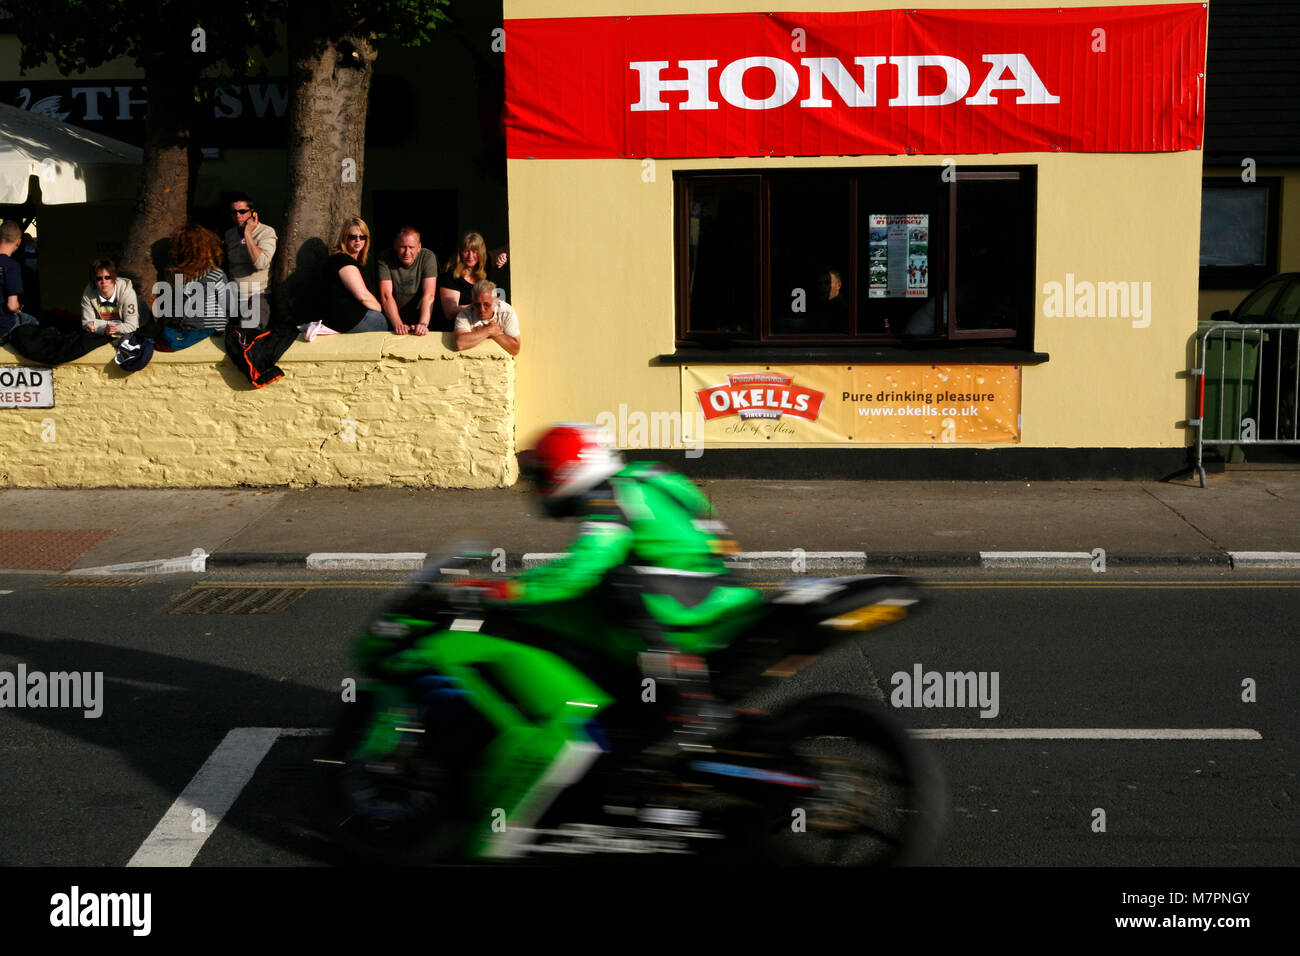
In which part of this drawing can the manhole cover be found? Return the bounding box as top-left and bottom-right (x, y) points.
(161, 586), (307, 615)
(49, 576), (146, 588)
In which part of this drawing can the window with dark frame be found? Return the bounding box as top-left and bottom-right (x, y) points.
(1198, 177), (1281, 290)
(675, 166), (1038, 349)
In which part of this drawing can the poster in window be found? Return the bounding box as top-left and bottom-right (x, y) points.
(868, 215), (927, 298)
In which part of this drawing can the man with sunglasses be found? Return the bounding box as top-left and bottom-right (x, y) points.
(79, 259), (140, 336)
(224, 193), (277, 329)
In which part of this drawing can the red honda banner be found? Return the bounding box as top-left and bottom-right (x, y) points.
(504, 4), (1206, 159)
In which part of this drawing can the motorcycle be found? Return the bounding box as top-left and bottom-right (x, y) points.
(318, 547), (947, 866)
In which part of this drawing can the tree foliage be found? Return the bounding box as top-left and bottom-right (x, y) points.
(291, 0), (451, 49)
(6, 0), (279, 79)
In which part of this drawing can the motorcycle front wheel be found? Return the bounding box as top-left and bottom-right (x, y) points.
(317, 693), (468, 865)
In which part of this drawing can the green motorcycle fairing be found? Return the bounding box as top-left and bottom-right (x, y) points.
(353, 624), (614, 859)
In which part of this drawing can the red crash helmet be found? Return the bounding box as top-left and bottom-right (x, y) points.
(528, 423), (624, 501)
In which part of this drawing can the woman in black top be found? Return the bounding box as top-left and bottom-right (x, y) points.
(320, 217), (387, 333)
(439, 232), (492, 324)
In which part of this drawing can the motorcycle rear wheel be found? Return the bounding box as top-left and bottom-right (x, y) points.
(741, 693), (947, 866)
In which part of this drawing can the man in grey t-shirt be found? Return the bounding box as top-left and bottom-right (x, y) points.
(377, 226), (439, 335)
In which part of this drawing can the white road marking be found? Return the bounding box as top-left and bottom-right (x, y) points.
(306, 552), (425, 570)
(1229, 551), (1300, 568)
(915, 728), (1262, 740)
(67, 549), (208, 576)
(979, 551), (1092, 568)
(128, 727), (327, 867)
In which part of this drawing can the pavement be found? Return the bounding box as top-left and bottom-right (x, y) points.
(1, 464), (1298, 573)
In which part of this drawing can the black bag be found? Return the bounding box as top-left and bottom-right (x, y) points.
(113, 331), (155, 372)
(224, 325), (297, 388)
(5, 324), (112, 365)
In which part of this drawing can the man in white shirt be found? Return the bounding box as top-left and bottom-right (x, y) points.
(454, 280), (520, 356)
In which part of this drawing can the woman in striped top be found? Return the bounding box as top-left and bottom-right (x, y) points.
(165, 224), (236, 333)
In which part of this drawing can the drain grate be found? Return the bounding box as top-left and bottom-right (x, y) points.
(161, 586), (307, 615)
(49, 576), (147, 588)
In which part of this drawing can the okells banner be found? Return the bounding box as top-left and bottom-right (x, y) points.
(683, 365), (1022, 444)
(504, 4), (1207, 158)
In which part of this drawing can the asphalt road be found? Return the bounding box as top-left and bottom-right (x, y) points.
(0, 567), (1294, 868)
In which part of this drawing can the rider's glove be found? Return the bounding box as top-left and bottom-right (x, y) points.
(451, 578), (519, 603)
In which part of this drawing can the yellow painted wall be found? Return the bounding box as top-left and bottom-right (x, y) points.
(0, 336), (517, 488)
(508, 152), (1203, 450)
(504, 0), (1206, 450)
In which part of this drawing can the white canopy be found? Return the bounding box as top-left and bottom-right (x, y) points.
(0, 101), (142, 205)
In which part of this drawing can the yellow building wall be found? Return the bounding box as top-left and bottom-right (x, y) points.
(0, 337), (517, 488)
(509, 153), (1203, 449)
(504, 0), (1205, 450)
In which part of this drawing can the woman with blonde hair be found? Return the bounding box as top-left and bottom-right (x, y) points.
(439, 231), (491, 323)
(315, 216), (388, 336)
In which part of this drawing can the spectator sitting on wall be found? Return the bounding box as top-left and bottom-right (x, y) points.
(454, 279), (520, 356)
(224, 192), (277, 329)
(307, 217), (388, 338)
(156, 224), (236, 348)
(17, 232), (40, 316)
(439, 232), (492, 324)
(377, 225), (439, 336)
(80, 259), (140, 337)
(0, 220), (40, 340)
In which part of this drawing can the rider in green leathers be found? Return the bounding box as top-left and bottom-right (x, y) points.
(490, 424), (765, 659)
(355, 423), (766, 858)
(456, 423), (766, 851)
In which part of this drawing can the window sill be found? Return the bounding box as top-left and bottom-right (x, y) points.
(655, 345), (1049, 365)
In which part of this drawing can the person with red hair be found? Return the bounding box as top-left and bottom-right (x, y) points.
(156, 224), (236, 348)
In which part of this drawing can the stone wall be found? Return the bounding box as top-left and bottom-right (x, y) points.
(0, 333), (517, 488)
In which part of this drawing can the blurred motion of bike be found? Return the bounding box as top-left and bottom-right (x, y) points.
(318, 550), (947, 865)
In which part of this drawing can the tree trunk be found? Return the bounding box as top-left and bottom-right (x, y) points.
(119, 62), (194, 305)
(275, 16), (378, 324)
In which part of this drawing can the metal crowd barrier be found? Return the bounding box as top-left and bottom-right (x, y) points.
(1192, 323), (1300, 487)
